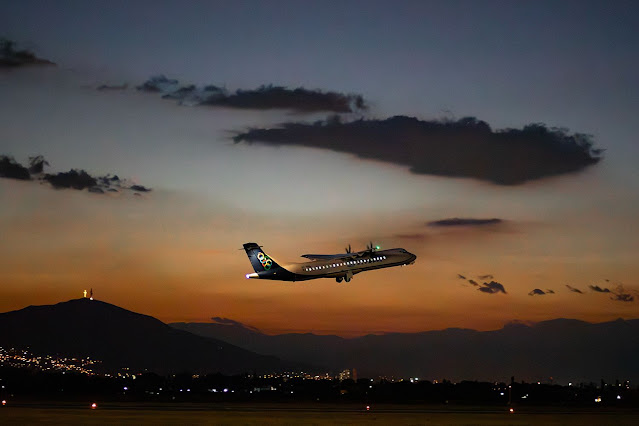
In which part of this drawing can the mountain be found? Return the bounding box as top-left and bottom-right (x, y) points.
(171, 318), (639, 383)
(0, 299), (291, 374)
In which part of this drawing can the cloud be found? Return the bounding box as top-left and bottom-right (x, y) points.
(589, 285), (611, 293)
(44, 170), (97, 190)
(610, 284), (635, 303)
(611, 293), (634, 302)
(478, 274), (494, 280)
(130, 184), (151, 193)
(457, 274), (466, 280)
(233, 116), (602, 185)
(0, 38), (55, 67)
(428, 218), (503, 227)
(0, 155), (31, 180)
(468, 279), (479, 286)
(0, 155), (151, 196)
(206, 85), (367, 113)
(587, 282), (634, 302)
(566, 285), (583, 294)
(137, 76), (367, 113)
(137, 75), (179, 93)
(528, 288), (546, 296)
(28, 155), (49, 174)
(478, 281), (507, 294)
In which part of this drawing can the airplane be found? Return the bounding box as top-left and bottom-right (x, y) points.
(243, 242), (416, 283)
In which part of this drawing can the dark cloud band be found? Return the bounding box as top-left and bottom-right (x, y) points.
(429, 218), (502, 227)
(0, 38), (55, 67)
(234, 116), (602, 185)
(0, 155), (150, 196)
(137, 76), (367, 113)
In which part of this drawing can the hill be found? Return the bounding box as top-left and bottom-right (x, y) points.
(0, 299), (290, 374)
(171, 318), (639, 382)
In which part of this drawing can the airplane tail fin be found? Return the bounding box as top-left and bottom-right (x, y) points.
(243, 242), (281, 273)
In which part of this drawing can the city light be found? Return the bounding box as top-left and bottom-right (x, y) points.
(91, 403), (97, 409)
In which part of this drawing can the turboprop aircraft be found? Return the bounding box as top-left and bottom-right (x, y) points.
(243, 242), (416, 283)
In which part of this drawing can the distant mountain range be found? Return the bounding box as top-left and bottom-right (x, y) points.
(2, 299), (637, 382)
(0, 299), (292, 374)
(171, 317), (639, 383)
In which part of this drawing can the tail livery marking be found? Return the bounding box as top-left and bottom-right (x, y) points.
(257, 252), (273, 270)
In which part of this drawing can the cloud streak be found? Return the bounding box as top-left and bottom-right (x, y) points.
(566, 285), (583, 294)
(428, 218), (502, 227)
(234, 116), (602, 185)
(0, 38), (55, 67)
(0, 155), (151, 196)
(137, 76), (367, 113)
(589, 285), (610, 293)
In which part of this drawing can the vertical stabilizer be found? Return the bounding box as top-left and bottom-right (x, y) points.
(243, 242), (281, 273)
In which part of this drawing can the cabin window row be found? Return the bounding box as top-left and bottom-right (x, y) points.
(303, 256), (387, 272)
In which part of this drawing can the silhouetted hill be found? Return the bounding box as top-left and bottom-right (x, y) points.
(0, 299), (291, 374)
(171, 317), (639, 383)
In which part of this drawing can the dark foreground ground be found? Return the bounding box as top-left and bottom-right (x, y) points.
(2, 403), (639, 425)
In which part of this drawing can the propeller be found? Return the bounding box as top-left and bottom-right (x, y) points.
(365, 241), (380, 254)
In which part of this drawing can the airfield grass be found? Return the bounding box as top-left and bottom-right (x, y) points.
(2, 404), (639, 425)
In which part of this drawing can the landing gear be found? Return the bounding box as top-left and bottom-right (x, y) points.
(337, 272), (353, 283)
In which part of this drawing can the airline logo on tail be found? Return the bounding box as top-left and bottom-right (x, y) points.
(257, 252), (273, 270)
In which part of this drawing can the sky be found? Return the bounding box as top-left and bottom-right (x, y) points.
(1, 0), (638, 336)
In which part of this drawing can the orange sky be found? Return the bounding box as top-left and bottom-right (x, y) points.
(2, 162), (637, 336)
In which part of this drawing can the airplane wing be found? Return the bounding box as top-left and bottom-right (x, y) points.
(301, 253), (357, 261)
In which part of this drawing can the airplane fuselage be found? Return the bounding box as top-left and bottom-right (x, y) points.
(244, 243), (416, 283)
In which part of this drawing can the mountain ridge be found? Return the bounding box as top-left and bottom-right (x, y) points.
(171, 316), (639, 382)
(0, 299), (294, 375)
